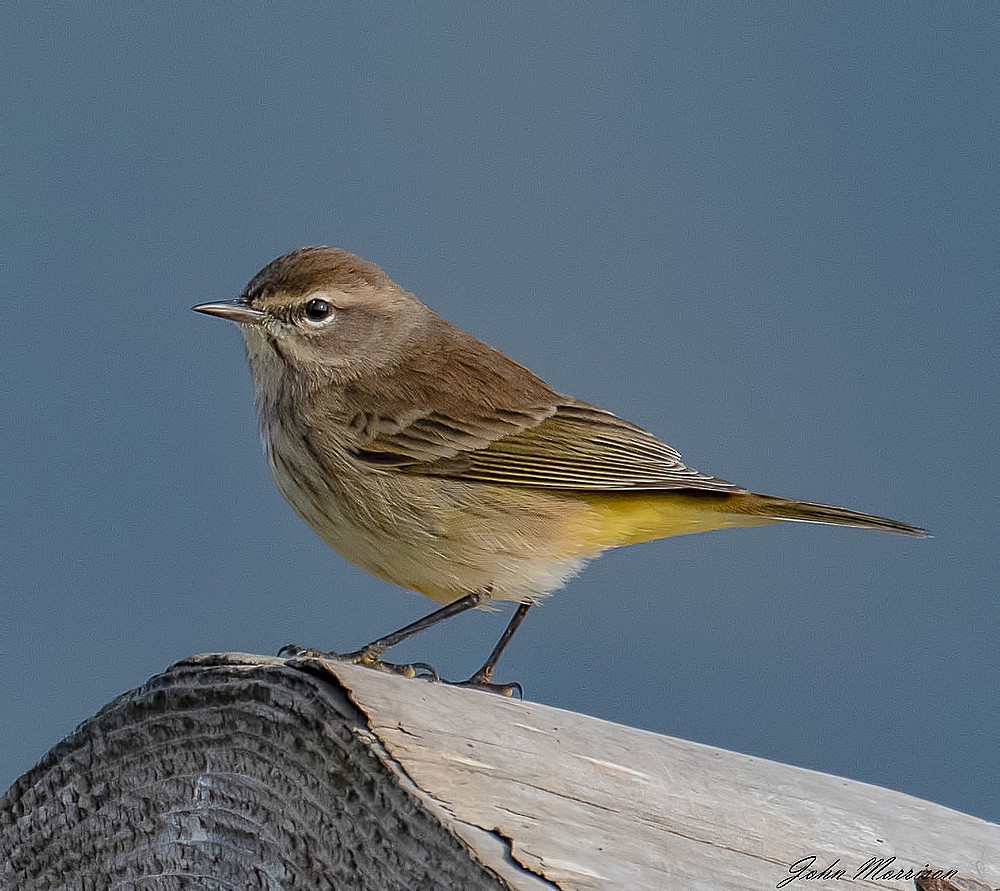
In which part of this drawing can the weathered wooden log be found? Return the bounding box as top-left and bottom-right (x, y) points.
(2, 653), (996, 890)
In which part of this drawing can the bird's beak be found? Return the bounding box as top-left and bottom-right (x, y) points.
(192, 300), (267, 325)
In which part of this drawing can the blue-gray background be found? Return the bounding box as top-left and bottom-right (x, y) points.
(4, 6), (997, 823)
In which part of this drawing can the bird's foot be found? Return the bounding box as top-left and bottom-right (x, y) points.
(279, 643), (438, 681)
(442, 666), (523, 698)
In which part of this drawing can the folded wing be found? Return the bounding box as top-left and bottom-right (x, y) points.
(353, 401), (744, 493)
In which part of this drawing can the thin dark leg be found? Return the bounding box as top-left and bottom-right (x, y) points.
(348, 590), (487, 660)
(451, 601), (532, 697)
(280, 590), (487, 678)
(470, 602), (531, 683)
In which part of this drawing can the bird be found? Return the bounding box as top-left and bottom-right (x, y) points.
(194, 246), (927, 694)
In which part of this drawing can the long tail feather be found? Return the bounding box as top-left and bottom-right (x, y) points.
(725, 493), (929, 537)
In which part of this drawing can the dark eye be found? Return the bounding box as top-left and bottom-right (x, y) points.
(304, 298), (333, 323)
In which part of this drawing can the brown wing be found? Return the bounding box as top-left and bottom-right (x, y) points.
(340, 313), (741, 493)
(354, 400), (743, 493)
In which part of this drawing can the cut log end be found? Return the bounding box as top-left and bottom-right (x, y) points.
(1, 653), (995, 891)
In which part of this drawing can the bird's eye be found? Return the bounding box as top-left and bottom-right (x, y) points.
(304, 298), (333, 323)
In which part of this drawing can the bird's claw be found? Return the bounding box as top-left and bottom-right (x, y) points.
(280, 643), (439, 682)
(442, 673), (523, 698)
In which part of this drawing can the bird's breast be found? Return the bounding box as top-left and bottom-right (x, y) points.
(259, 414), (605, 604)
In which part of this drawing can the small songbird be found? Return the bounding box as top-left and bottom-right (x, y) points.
(194, 247), (927, 694)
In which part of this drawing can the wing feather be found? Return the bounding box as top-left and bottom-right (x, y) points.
(353, 401), (742, 493)
(341, 316), (739, 493)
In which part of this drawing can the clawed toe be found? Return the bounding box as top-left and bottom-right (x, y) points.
(278, 643), (326, 658)
(280, 644), (440, 682)
(364, 658), (439, 680)
(444, 673), (523, 698)
(280, 644), (520, 695)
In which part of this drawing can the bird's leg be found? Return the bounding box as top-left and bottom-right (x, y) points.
(448, 601), (532, 697)
(281, 590), (488, 679)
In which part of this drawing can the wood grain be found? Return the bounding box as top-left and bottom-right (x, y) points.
(2, 653), (996, 890)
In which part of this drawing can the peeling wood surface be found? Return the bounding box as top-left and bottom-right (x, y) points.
(318, 658), (999, 891)
(2, 653), (997, 891)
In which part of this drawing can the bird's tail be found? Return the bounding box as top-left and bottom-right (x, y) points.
(577, 490), (928, 549)
(718, 492), (929, 537)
